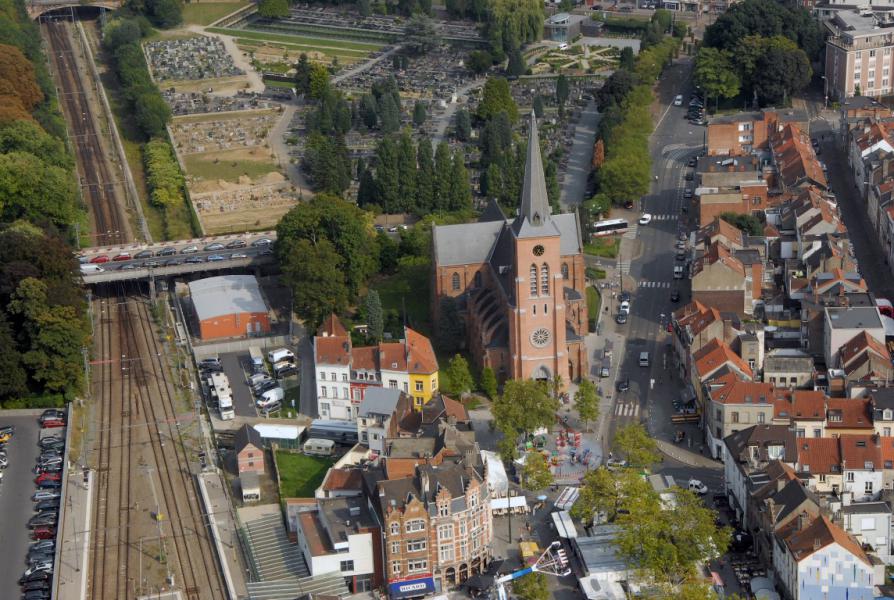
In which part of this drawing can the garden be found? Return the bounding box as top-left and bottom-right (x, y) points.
(275, 450), (333, 498)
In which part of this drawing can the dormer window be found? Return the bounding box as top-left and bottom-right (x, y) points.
(885, 409), (893, 421)
(865, 461), (874, 469)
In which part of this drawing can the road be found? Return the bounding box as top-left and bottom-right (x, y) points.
(559, 99), (601, 209)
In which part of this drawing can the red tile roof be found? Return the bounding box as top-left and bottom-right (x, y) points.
(782, 514), (870, 565)
(405, 327), (438, 374)
(315, 336), (351, 366)
(796, 437), (841, 475)
(699, 218), (745, 248)
(674, 300), (723, 339)
(789, 391), (827, 420)
(692, 240), (746, 278)
(378, 342), (408, 372)
(826, 398), (873, 430)
(772, 124), (828, 189)
(839, 330), (890, 368)
(351, 346), (378, 371)
(318, 313), (348, 337)
(709, 379), (776, 405)
(298, 510), (333, 557)
(692, 338), (753, 380)
(322, 468), (363, 491)
(838, 434), (881, 470)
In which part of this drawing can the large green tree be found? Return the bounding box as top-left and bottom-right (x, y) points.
(477, 77), (519, 123)
(521, 450), (553, 491)
(416, 139), (434, 211)
(574, 379), (599, 432)
(703, 0), (821, 60)
(0, 151), (77, 228)
(693, 47), (740, 110)
(614, 423), (659, 468)
(365, 290), (384, 341)
(511, 572), (549, 600)
(279, 238), (349, 328)
(444, 354), (474, 395)
(258, 0), (289, 18)
(405, 15), (441, 55)
(493, 379), (558, 444)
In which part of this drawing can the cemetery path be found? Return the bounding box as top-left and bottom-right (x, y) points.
(332, 44), (403, 84)
(431, 77), (487, 145)
(269, 103), (313, 197)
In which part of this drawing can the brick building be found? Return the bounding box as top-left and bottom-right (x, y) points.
(235, 424), (265, 474)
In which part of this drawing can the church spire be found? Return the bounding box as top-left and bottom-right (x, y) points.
(519, 111), (551, 227)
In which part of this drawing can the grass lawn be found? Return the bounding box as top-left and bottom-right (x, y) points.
(208, 27), (384, 51)
(371, 257), (431, 334)
(584, 236), (620, 258)
(182, 1), (248, 25)
(587, 286), (601, 321)
(275, 451), (333, 498)
(184, 154), (280, 182)
(262, 78), (296, 89)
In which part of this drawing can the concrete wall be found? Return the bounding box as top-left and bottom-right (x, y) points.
(193, 334), (292, 360)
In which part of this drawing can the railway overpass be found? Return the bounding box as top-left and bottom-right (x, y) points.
(82, 253), (276, 284)
(28, 0), (123, 18)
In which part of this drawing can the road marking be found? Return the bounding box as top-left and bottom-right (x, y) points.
(615, 403), (640, 417)
(638, 281), (670, 288)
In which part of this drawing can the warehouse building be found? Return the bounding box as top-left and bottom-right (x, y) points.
(188, 275), (270, 340)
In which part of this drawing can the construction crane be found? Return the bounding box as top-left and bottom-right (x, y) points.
(494, 541), (571, 600)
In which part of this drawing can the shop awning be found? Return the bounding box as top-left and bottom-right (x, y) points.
(389, 576), (436, 599)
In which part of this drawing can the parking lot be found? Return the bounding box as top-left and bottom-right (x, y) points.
(214, 349), (299, 419)
(0, 413), (62, 598)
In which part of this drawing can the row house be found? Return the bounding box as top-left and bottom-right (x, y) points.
(706, 110), (807, 157)
(706, 376), (777, 458)
(800, 290), (875, 362)
(823, 305), (886, 371)
(825, 11), (894, 100)
(356, 388), (414, 455)
(696, 180), (771, 227)
(768, 124), (828, 195)
(776, 187), (845, 259)
(762, 349), (815, 389)
(796, 434), (882, 501)
(838, 330), (894, 392)
(670, 300), (740, 380)
(690, 240), (763, 317)
(314, 315), (440, 419)
(691, 338), (754, 428)
(847, 117), (894, 199)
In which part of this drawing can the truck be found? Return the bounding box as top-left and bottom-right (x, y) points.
(208, 372), (235, 420)
(248, 347), (264, 373)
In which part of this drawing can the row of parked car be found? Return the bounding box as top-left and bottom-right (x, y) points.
(81, 237), (274, 264)
(18, 409), (67, 600)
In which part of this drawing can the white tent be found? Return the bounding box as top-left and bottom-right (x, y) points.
(481, 450), (508, 496)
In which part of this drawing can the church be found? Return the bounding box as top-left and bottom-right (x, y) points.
(432, 113), (589, 383)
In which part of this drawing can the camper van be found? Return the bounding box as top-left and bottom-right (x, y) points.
(80, 264), (104, 274)
(273, 361), (297, 378)
(207, 372), (234, 420)
(256, 386), (284, 408)
(303, 438), (335, 457)
(267, 348), (295, 364)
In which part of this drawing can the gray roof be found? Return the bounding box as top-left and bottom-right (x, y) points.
(358, 387), (402, 418)
(763, 350), (814, 373)
(513, 113), (560, 239)
(235, 423), (263, 452)
(240, 470), (260, 492)
(840, 501), (891, 515)
(575, 527), (628, 575)
(433, 220), (503, 266)
(826, 306), (883, 330)
(189, 275), (267, 321)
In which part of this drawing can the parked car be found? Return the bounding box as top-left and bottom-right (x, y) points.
(230, 252), (248, 259)
(185, 256), (205, 264)
(40, 409), (65, 422)
(164, 259), (183, 267)
(35, 473), (61, 485)
(23, 589), (51, 600)
(32, 491), (60, 502)
(203, 242), (225, 251)
(251, 237), (273, 247)
(22, 563), (52, 579)
(0, 425), (15, 436)
(34, 464), (61, 475)
(134, 250), (153, 259)
(688, 479), (709, 495)
(40, 419), (65, 429)
(179, 245), (199, 254)
(605, 457), (628, 470)
(89, 255), (109, 264)
(37, 479), (62, 489)
(616, 378), (630, 392)
(207, 254), (227, 262)
(34, 500), (59, 513)
(21, 579), (50, 592)
(28, 513), (58, 528)
(112, 253), (131, 262)
(156, 246), (177, 256)
(225, 239), (246, 249)
(18, 569), (50, 584)
(38, 436), (63, 450)
(615, 313), (627, 324)
(618, 291), (631, 303)
(673, 94), (683, 106)
(670, 289), (681, 303)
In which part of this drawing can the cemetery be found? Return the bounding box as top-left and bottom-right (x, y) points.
(145, 36), (244, 82)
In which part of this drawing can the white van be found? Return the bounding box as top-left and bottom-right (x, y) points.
(267, 348), (295, 364)
(304, 438), (335, 457)
(558, 43), (569, 50)
(80, 264), (104, 274)
(256, 386), (284, 408)
(673, 265), (684, 279)
(639, 352), (650, 367)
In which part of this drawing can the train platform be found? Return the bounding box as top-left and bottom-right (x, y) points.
(54, 468), (93, 600)
(198, 469), (248, 600)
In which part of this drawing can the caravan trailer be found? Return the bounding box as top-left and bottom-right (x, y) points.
(207, 372), (234, 420)
(303, 438), (335, 457)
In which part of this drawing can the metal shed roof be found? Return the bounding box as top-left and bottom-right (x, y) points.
(253, 424), (303, 440)
(188, 275), (267, 321)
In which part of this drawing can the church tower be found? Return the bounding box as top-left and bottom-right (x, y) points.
(508, 113), (566, 381)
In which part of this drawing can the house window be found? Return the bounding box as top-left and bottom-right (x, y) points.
(460, 539), (468, 558)
(248, 461), (254, 467)
(247, 453), (254, 458)
(561, 263), (569, 280)
(438, 524), (453, 540)
(540, 264), (550, 296)
(731, 412), (739, 424)
(433, 378), (438, 391)
(340, 560), (354, 572)
(342, 373), (347, 382)
(439, 544), (455, 562)
(866, 481), (874, 494)
(796, 429), (805, 438)
(407, 539), (427, 552)
(758, 413), (765, 424)
(439, 504), (449, 517)
(452, 272), (460, 291)
(813, 429), (822, 438)
(530, 264), (538, 296)
(885, 409), (893, 421)
(391, 541), (400, 554)
(886, 427), (892, 437)
(392, 563), (401, 575)
(715, 409), (722, 423)
(321, 402), (330, 415)
(343, 387), (348, 399)
(847, 472), (855, 482)
(819, 474), (826, 483)
(319, 372), (326, 381)
(406, 520), (425, 532)
(470, 493), (478, 508)
(321, 386), (327, 398)
(391, 523), (400, 535)
(407, 560), (427, 573)
(415, 381), (424, 392)
(871, 49), (877, 57)
(389, 380), (397, 389)
(403, 382), (408, 393)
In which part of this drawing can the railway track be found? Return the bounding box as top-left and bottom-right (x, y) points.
(89, 283), (225, 600)
(44, 18), (130, 245)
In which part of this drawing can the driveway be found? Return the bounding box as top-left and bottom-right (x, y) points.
(219, 351), (256, 418)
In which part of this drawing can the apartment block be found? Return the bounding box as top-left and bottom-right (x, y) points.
(825, 11), (894, 100)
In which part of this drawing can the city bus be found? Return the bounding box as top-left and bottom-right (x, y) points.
(591, 218), (629, 237)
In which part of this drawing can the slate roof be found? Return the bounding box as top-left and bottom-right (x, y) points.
(358, 388), (403, 418)
(724, 425), (797, 464)
(235, 424), (262, 453)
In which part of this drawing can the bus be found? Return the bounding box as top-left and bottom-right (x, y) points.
(591, 218), (629, 237)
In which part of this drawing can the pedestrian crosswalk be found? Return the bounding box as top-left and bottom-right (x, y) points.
(649, 214), (677, 221)
(622, 224), (638, 239)
(638, 281), (671, 288)
(617, 261), (631, 274)
(615, 402), (640, 417)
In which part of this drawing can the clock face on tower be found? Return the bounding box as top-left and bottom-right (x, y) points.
(530, 327), (551, 348)
(533, 245), (545, 256)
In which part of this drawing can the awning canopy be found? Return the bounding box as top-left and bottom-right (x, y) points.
(388, 576), (436, 599)
(491, 496), (528, 510)
(552, 510), (578, 539)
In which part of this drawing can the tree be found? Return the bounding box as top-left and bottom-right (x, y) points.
(374, 136), (400, 212)
(437, 297), (465, 352)
(359, 93), (378, 129)
(466, 50), (493, 75)
(0, 44), (43, 115)
(258, 0), (289, 18)
(719, 212), (763, 236)
(703, 0), (822, 61)
(574, 379), (599, 432)
(0, 121), (70, 170)
(455, 109), (471, 141)
(444, 354), (474, 396)
(304, 134), (351, 195)
(477, 77), (518, 123)
(365, 290), (384, 341)
(279, 238), (349, 328)
(357, 168), (377, 207)
(753, 45), (811, 105)
(448, 151), (471, 211)
(134, 91), (171, 138)
(405, 15), (441, 55)
(412, 100), (427, 127)
(294, 53), (312, 96)
(0, 151), (78, 229)
(693, 47), (740, 110)
(511, 572), (549, 600)
(433, 141), (452, 210)
(359, 0), (372, 16)
(555, 73), (570, 110)
(480, 367), (497, 399)
(378, 93), (400, 134)
(619, 46), (635, 71)
(507, 48), (526, 78)
(397, 131), (418, 212)
(521, 451), (553, 491)
(416, 139), (434, 211)
(652, 8), (672, 32)
(309, 63), (331, 99)
(0, 315), (28, 400)
(376, 230), (399, 272)
(614, 423), (659, 468)
(572, 467), (654, 524)
(532, 95), (544, 118)
(144, 0), (182, 28)
(492, 379), (558, 443)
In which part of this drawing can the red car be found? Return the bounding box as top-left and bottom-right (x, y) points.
(35, 473), (61, 485)
(31, 526), (55, 540)
(41, 418), (65, 429)
(89, 255), (109, 264)
(112, 253), (131, 262)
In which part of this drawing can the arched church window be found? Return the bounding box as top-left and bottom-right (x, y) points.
(530, 264), (538, 296)
(540, 264), (549, 296)
(451, 272), (460, 291)
(561, 263), (569, 280)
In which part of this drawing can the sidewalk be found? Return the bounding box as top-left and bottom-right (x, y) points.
(655, 439), (722, 469)
(55, 469), (92, 600)
(198, 470), (248, 600)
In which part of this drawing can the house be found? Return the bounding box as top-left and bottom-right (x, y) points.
(235, 424), (265, 474)
(377, 462), (492, 594)
(314, 315), (440, 419)
(823, 306), (885, 369)
(762, 349), (815, 389)
(383, 420), (480, 480)
(722, 425), (797, 524)
(839, 434), (883, 501)
(431, 115), (588, 384)
(295, 495), (382, 592)
(356, 388), (413, 454)
(871, 388), (894, 437)
(799, 291), (874, 360)
(768, 124), (827, 193)
(691, 240), (762, 317)
(825, 397), (874, 436)
(838, 330), (894, 390)
(692, 339), (754, 423)
(838, 500), (893, 564)
(825, 11), (894, 100)
(696, 181), (770, 227)
(706, 376), (778, 459)
(774, 390), (828, 439)
(671, 300), (740, 380)
(795, 437), (843, 496)
(847, 118), (894, 198)
(773, 514), (877, 600)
